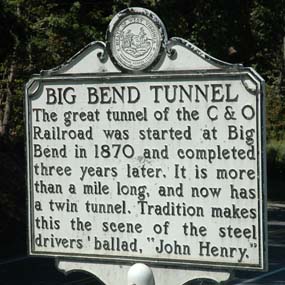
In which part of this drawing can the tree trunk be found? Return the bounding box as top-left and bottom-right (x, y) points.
(0, 5), (19, 138)
(0, 48), (17, 137)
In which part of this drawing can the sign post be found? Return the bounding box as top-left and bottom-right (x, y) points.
(26, 8), (267, 284)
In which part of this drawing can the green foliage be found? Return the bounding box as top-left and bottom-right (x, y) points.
(266, 85), (285, 140)
(26, 0), (110, 69)
(251, 0), (284, 84)
(267, 140), (285, 170)
(9, 79), (25, 140)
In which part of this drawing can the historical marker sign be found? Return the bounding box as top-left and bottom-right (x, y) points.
(26, 8), (267, 271)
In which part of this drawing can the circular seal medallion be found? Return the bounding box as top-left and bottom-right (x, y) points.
(107, 9), (165, 71)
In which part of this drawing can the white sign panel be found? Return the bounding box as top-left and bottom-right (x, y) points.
(26, 8), (267, 271)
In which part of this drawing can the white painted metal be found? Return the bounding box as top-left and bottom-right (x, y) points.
(57, 260), (230, 285)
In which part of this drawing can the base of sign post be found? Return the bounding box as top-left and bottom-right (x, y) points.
(56, 259), (231, 285)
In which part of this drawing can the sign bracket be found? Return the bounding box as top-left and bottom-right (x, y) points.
(56, 259), (231, 285)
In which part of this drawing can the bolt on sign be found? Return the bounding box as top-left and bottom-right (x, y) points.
(25, 8), (267, 271)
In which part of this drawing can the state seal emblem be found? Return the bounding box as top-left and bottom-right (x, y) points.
(107, 8), (166, 71)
